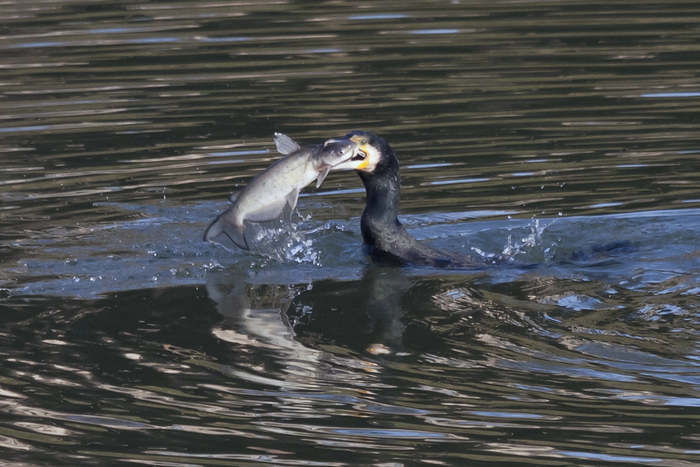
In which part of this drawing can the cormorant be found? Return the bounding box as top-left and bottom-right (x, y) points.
(340, 131), (474, 268)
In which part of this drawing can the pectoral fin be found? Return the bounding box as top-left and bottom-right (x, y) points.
(316, 166), (331, 188)
(285, 188), (300, 210)
(229, 191), (241, 203)
(274, 132), (301, 155)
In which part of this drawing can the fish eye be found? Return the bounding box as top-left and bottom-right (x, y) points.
(361, 139), (367, 145)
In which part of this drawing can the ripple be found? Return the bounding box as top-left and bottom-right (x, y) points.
(3, 1), (700, 466)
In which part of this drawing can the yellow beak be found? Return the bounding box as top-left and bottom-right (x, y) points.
(351, 136), (370, 170)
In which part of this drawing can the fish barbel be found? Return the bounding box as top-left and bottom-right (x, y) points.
(203, 133), (365, 251)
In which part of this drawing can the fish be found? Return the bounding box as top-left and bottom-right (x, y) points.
(203, 133), (366, 251)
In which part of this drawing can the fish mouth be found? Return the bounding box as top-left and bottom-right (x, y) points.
(320, 138), (367, 170)
(326, 132), (376, 172)
(330, 146), (367, 170)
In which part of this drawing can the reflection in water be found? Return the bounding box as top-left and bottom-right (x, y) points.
(208, 266), (411, 359)
(208, 274), (323, 387)
(0, 244), (699, 464)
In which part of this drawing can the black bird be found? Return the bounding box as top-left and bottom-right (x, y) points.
(339, 130), (474, 268)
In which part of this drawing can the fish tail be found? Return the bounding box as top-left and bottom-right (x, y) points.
(203, 212), (249, 251)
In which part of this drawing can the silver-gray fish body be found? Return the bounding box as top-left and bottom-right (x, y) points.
(204, 136), (358, 251)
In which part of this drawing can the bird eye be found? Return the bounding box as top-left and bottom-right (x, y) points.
(361, 139), (367, 145)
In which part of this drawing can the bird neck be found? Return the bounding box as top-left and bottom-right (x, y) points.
(358, 158), (401, 225)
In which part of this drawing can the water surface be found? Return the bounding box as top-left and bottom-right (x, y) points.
(1, 1), (700, 465)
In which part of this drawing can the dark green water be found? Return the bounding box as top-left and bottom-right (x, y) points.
(1, 1), (700, 465)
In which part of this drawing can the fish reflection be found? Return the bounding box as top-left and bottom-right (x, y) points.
(206, 274), (322, 384)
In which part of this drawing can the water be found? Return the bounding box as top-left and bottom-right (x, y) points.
(1, 1), (700, 465)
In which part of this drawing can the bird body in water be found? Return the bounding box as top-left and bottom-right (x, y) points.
(340, 131), (474, 268)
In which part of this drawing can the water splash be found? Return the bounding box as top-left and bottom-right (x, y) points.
(466, 219), (553, 264)
(244, 212), (323, 266)
(500, 219), (549, 261)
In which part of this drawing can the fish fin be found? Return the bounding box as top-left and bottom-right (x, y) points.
(316, 166), (331, 188)
(203, 212), (249, 251)
(229, 191), (241, 203)
(274, 132), (301, 155)
(286, 188), (300, 210)
(246, 199), (287, 222)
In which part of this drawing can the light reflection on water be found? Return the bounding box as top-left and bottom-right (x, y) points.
(1, 0), (700, 465)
